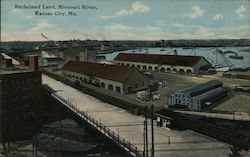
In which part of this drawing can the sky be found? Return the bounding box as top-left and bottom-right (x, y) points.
(1, 0), (249, 41)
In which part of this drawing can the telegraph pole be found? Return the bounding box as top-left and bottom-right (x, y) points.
(151, 105), (154, 157)
(143, 120), (145, 157)
(145, 106), (148, 157)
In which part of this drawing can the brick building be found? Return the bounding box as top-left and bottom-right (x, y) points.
(0, 56), (67, 143)
(0, 69), (67, 142)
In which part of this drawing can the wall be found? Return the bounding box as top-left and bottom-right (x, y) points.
(1, 71), (67, 142)
(115, 61), (194, 73)
(167, 93), (200, 110)
(123, 70), (149, 93)
(62, 70), (124, 94)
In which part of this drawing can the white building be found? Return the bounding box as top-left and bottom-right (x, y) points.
(167, 80), (227, 110)
(42, 57), (64, 67)
(114, 53), (212, 74)
(79, 48), (96, 62)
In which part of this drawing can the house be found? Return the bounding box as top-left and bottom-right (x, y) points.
(62, 61), (149, 94)
(167, 80), (227, 110)
(114, 53), (212, 74)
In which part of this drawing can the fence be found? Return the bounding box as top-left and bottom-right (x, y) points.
(48, 91), (143, 157)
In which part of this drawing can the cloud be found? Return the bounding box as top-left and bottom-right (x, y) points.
(101, 1), (150, 19)
(104, 24), (132, 32)
(11, 8), (23, 14)
(184, 5), (204, 19)
(30, 20), (54, 32)
(173, 23), (185, 27)
(212, 13), (224, 20)
(145, 26), (161, 31)
(25, 15), (34, 19)
(197, 27), (214, 37)
(236, 5), (247, 18)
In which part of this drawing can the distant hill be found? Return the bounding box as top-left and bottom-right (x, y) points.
(1, 39), (249, 50)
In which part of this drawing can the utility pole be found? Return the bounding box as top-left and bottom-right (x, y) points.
(145, 106), (148, 157)
(151, 105), (154, 157)
(143, 120), (145, 157)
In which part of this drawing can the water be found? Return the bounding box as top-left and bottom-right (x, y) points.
(104, 47), (250, 69)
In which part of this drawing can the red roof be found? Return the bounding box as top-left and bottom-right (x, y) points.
(114, 53), (206, 66)
(62, 61), (141, 82)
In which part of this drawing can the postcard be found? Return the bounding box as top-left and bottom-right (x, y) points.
(1, 0), (250, 157)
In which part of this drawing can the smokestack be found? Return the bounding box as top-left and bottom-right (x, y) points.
(29, 55), (38, 71)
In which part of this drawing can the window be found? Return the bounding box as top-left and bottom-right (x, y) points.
(101, 82), (105, 88)
(116, 86), (121, 93)
(135, 84), (138, 88)
(108, 84), (113, 91)
(160, 67), (165, 72)
(142, 82), (145, 86)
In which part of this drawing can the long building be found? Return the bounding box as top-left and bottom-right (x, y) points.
(62, 61), (149, 94)
(167, 80), (227, 110)
(114, 53), (212, 74)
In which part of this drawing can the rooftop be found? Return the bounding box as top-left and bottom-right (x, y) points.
(192, 87), (227, 101)
(62, 61), (143, 82)
(1, 53), (20, 65)
(0, 68), (30, 75)
(114, 53), (208, 66)
(44, 57), (64, 62)
(177, 80), (222, 96)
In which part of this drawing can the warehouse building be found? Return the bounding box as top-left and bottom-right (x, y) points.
(0, 67), (67, 142)
(167, 80), (227, 110)
(114, 53), (211, 74)
(62, 61), (149, 94)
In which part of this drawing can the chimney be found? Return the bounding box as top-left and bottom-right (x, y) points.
(29, 55), (38, 71)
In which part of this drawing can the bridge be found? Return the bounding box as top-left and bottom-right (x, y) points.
(42, 74), (232, 157)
